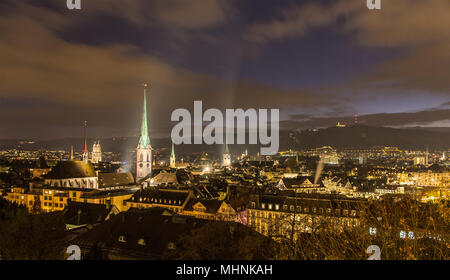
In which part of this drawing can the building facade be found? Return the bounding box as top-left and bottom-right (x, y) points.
(91, 140), (102, 164)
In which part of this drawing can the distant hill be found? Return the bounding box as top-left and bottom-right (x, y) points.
(279, 125), (450, 151)
(0, 125), (449, 154)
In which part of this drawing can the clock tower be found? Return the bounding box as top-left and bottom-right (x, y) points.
(136, 84), (152, 183)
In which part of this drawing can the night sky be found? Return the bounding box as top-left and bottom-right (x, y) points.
(0, 0), (449, 140)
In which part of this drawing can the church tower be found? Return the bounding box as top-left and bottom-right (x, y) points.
(82, 121), (89, 163)
(91, 140), (102, 164)
(170, 142), (176, 168)
(136, 84), (152, 182)
(223, 143), (231, 167)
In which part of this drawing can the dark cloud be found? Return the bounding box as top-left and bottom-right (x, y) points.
(1, 0), (449, 140)
(245, 0), (450, 98)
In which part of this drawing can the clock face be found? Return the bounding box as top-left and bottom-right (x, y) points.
(147, 163), (150, 168)
(139, 163), (143, 168)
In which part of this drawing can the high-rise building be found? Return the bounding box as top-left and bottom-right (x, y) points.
(170, 142), (176, 168)
(136, 84), (152, 182)
(91, 140), (102, 164)
(223, 144), (231, 167)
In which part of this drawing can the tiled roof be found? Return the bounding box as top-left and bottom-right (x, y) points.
(98, 172), (134, 188)
(71, 208), (208, 259)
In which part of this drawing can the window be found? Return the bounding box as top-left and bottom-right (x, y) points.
(261, 203), (265, 209)
(313, 207), (317, 213)
(275, 204), (279, 210)
(351, 210), (357, 216)
(268, 204), (272, 210)
(304, 207), (308, 213)
(344, 210), (349, 216)
(168, 243), (176, 250)
(118, 235), (127, 243)
(137, 238), (146, 246)
(283, 205), (288, 211)
(290, 205), (294, 212)
(399, 231), (406, 239)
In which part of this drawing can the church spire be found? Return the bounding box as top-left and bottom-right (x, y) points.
(82, 120), (88, 163)
(139, 83), (151, 147)
(170, 142), (176, 168)
(171, 142), (175, 158)
(136, 83), (153, 184)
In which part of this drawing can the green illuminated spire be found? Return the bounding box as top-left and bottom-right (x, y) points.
(171, 142), (175, 158)
(139, 84), (151, 147)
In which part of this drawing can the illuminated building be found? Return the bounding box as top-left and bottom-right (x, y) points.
(82, 121), (89, 163)
(414, 157), (426, 166)
(91, 140), (102, 164)
(5, 160), (139, 212)
(170, 142), (176, 168)
(6, 174), (137, 213)
(247, 194), (361, 238)
(124, 188), (238, 221)
(223, 144), (231, 167)
(136, 83), (152, 183)
(124, 188), (192, 214)
(44, 160), (99, 189)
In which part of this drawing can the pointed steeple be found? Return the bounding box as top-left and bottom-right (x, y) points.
(223, 143), (231, 167)
(139, 84), (151, 147)
(82, 120), (88, 163)
(171, 142), (175, 158)
(170, 142), (176, 168)
(136, 83), (153, 183)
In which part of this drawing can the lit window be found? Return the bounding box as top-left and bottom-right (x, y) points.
(369, 227), (377, 236)
(168, 243), (176, 250)
(408, 232), (415, 240)
(400, 231), (406, 239)
(268, 204), (272, 210)
(261, 203), (265, 209)
(118, 235), (127, 243)
(137, 238), (146, 246)
(275, 204), (279, 210)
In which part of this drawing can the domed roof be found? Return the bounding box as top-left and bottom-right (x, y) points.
(44, 160), (96, 179)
